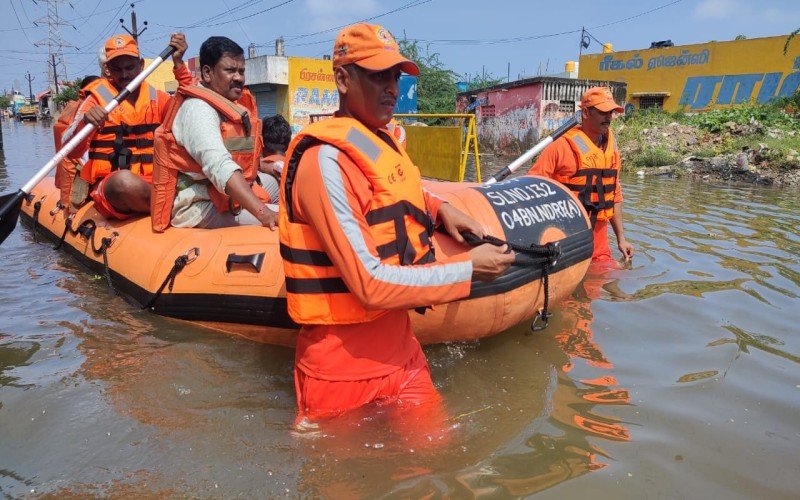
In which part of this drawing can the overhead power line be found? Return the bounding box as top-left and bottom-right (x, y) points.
(256, 0), (432, 50)
(154, 0), (262, 29)
(10, 0), (36, 45)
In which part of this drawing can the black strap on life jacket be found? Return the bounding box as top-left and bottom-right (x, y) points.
(280, 244), (334, 266)
(564, 168), (617, 224)
(90, 122), (159, 171)
(279, 243), (348, 293)
(366, 200), (436, 266)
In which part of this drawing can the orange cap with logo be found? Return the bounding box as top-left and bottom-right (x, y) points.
(332, 23), (419, 76)
(104, 34), (140, 62)
(580, 86), (623, 113)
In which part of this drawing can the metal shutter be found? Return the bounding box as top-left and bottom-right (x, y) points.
(253, 90), (277, 120)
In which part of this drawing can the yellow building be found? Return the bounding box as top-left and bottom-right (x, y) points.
(579, 34), (800, 112)
(143, 59), (182, 93)
(286, 57), (338, 133)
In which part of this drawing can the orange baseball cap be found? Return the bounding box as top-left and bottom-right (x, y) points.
(104, 34), (140, 62)
(332, 23), (419, 76)
(581, 86), (623, 113)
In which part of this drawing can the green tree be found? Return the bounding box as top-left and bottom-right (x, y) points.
(53, 79), (81, 107)
(734, 34), (747, 40)
(463, 72), (504, 91)
(0, 94), (10, 109)
(786, 28), (799, 54)
(398, 39), (458, 114)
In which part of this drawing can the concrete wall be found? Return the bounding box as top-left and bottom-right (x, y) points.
(465, 83), (543, 155)
(246, 55), (289, 86)
(579, 34), (800, 112)
(183, 55), (289, 86)
(457, 78), (626, 156)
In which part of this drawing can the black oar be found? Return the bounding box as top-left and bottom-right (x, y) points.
(0, 45), (176, 245)
(484, 115), (578, 184)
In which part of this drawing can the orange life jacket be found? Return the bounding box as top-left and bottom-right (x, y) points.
(261, 153), (285, 175)
(54, 99), (83, 208)
(556, 127), (619, 223)
(80, 78), (161, 184)
(387, 118), (407, 148)
(279, 117), (435, 325)
(151, 85), (266, 232)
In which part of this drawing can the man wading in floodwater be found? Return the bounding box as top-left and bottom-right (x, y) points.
(278, 23), (514, 425)
(528, 87), (635, 266)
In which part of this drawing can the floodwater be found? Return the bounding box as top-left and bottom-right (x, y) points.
(1, 119), (799, 498)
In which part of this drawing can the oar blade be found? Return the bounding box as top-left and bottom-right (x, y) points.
(0, 190), (26, 245)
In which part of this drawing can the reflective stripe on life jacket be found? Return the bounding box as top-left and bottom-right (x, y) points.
(557, 127), (619, 224)
(278, 117), (436, 325)
(150, 85), (265, 232)
(80, 78), (161, 184)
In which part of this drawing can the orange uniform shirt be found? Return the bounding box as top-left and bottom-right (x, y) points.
(527, 131), (623, 205)
(290, 143), (472, 381)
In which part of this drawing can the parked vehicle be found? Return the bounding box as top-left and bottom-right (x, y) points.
(17, 104), (38, 121)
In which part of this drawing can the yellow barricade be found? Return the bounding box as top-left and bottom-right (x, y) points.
(394, 114), (481, 182)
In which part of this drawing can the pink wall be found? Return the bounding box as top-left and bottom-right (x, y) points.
(469, 83), (543, 156)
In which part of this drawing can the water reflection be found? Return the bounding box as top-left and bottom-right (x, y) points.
(442, 269), (632, 497)
(0, 340), (40, 389)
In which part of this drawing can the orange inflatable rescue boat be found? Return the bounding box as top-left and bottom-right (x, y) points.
(19, 175), (593, 346)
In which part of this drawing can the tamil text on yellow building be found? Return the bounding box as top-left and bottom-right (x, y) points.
(579, 34), (800, 112)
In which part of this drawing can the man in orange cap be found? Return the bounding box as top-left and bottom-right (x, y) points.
(60, 33), (190, 220)
(279, 23), (515, 423)
(528, 86), (635, 265)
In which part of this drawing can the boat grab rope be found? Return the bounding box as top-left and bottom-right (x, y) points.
(461, 232), (561, 332)
(31, 197), (42, 244)
(143, 247), (200, 310)
(54, 217), (118, 292)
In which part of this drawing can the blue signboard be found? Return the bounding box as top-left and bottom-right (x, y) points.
(395, 75), (418, 114)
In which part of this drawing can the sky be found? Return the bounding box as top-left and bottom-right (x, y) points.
(1, 0), (799, 95)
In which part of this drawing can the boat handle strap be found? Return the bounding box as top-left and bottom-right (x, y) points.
(226, 252), (265, 273)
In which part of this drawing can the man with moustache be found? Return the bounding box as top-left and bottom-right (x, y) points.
(279, 23), (515, 421)
(151, 36), (278, 230)
(62, 33), (189, 220)
(528, 87), (635, 265)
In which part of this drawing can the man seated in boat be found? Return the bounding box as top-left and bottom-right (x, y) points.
(151, 36), (279, 230)
(528, 87), (635, 266)
(279, 23), (516, 422)
(60, 33), (190, 220)
(257, 114), (292, 202)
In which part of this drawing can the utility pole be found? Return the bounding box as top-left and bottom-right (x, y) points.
(120, 3), (148, 42)
(26, 72), (35, 102)
(51, 54), (59, 95)
(579, 26), (590, 61)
